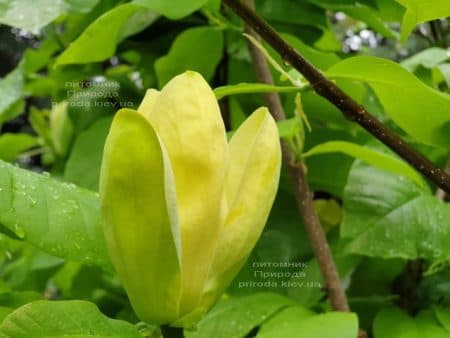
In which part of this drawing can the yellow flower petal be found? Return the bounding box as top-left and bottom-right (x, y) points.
(138, 89), (160, 120)
(199, 107), (281, 310)
(99, 108), (182, 324)
(146, 71), (229, 316)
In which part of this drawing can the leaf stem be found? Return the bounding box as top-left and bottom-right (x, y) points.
(223, 0), (450, 195)
(160, 325), (183, 338)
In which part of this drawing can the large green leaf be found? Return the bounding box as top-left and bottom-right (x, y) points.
(0, 0), (99, 33)
(303, 140), (424, 187)
(56, 3), (158, 65)
(326, 56), (450, 148)
(395, 0), (450, 41)
(341, 155), (450, 260)
(155, 27), (223, 87)
(374, 307), (450, 338)
(185, 293), (295, 338)
(0, 160), (109, 267)
(257, 309), (358, 338)
(133, 0), (209, 19)
(0, 300), (141, 337)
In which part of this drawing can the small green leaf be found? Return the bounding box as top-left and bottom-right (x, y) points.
(56, 3), (158, 65)
(303, 140), (424, 187)
(401, 48), (449, 72)
(0, 160), (109, 267)
(0, 133), (38, 162)
(276, 118), (302, 139)
(0, 300), (141, 337)
(155, 27), (223, 87)
(0, 63), (24, 126)
(396, 0), (450, 42)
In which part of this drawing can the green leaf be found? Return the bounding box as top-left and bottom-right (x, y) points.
(50, 102), (74, 157)
(64, 117), (112, 190)
(0, 160), (109, 267)
(308, 0), (396, 38)
(203, 0), (221, 12)
(214, 83), (301, 100)
(0, 0), (99, 33)
(435, 307), (450, 332)
(56, 3), (158, 65)
(185, 293), (295, 338)
(276, 118), (302, 139)
(257, 310), (358, 338)
(396, 0), (450, 42)
(257, 0), (327, 28)
(66, 80), (119, 132)
(303, 140), (424, 187)
(374, 307), (450, 338)
(0, 134), (38, 162)
(0, 291), (42, 322)
(281, 34), (341, 70)
(326, 56), (450, 148)
(341, 154), (450, 260)
(438, 64), (450, 88)
(0, 300), (141, 337)
(0, 290), (42, 309)
(155, 27), (223, 87)
(0, 63), (24, 126)
(133, 0), (208, 19)
(373, 307), (419, 338)
(256, 306), (314, 334)
(401, 48), (449, 72)
(367, 0), (405, 22)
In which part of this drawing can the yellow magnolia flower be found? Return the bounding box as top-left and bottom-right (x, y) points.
(99, 71), (281, 327)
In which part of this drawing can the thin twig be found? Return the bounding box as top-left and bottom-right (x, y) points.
(242, 1), (367, 336)
(436, 155), (450, 200)
(223, 0), (450, 195)
(243, 0), (350, 319)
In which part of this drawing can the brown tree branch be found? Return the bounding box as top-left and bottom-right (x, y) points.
(242, 0), (360, 322)
(223, 0), (450, 195)
(242, 1), (350, 313)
